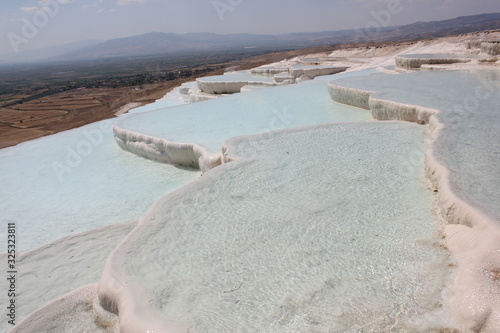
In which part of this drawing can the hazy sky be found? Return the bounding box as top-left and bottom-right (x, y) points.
(1, 0), (499, 56)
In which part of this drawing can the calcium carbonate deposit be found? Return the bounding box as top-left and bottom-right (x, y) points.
(2, 32), (499, 333)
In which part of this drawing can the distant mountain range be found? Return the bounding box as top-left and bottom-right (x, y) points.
(0, 39), (102, 64)
(1, 13), (499, 64)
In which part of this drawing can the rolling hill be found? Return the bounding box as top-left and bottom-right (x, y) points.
(2, 12), (499, 64)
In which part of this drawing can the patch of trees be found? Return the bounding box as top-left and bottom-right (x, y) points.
(1, 66), (222, 107)
(81, 67), (219, 89)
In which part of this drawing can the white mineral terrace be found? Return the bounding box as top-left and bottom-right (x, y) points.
(328, 69), (500, 331)
(395, 53), (473, 69)
(195, 66), (348, 95)
(99, 122), (453, 332)
(2, 32), (499, 333)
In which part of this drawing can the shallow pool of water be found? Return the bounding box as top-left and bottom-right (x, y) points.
(0, 119), (200, 252)
(112, 122), (453, 332)
(117, 80), (372, 152)
(333, 70), (500, 222)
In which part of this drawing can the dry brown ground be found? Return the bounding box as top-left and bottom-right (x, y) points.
(0, 40), (425, 149)
(0, 73), (221, 149)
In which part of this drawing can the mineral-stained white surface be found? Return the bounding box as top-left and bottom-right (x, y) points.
(0, 118), (200, 252)
(98, 122), (455, 332)
(10, 284), (119, 333)
(196, 80), (248, 94)
(251, 66), (289, 74)
(327, 81), (436, 124)
(288, 64), (348, 78)
(328, 69), (500, 332)
(273, 72), (295, 83)
(327, 84), (373, 110)
(113, 125), (228, 171)
(481, 41), (500, 56)
(249, 64), (348, 83)
(113, 79), (372, 166)
(196, 71), (277, 94)
(5, 31), (500, 333)
(0, 222), (133, 332)
(328, 70), (500, 222)
(395, 54), (472, 68)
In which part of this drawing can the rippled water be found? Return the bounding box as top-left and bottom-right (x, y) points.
(333, 70), (500, 222)
(118, 123), (452, 332)
(197, 70), (275, 82)
(0, 118), (200, 252)
(117, 80), (372, 152)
